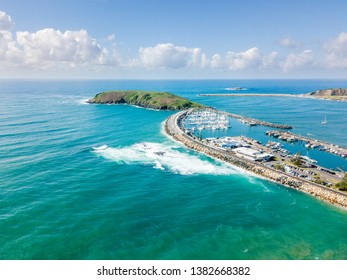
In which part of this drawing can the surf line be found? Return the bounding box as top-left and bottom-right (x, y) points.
(164, 109), (347, 209)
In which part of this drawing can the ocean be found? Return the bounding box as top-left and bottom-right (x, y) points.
(0, 79), (346, 260)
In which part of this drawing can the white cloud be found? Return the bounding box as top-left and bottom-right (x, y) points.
(0, 11), (14, 31)
(139, 43), (203, 69)
(324, 32), (347, 68)
(210, 54), (223, 69)
(16, 28), (109, 67)
(278, 36), (301, 49)
(262, 51), (280, 69)
(0, 10), (121, 71)
(2, 9), (347, 78)
(0, 30), (21, 62)
(283, 50), (314, 72)
(225, 47), (262, 70)
(107, 33), (116, 41)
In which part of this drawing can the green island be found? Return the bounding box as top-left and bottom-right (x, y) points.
(87, 90), (203, 110)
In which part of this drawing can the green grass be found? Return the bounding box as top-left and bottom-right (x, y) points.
(91, 90), (204, 110)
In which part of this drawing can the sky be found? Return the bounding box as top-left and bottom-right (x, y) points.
(1, 0), (347, 79)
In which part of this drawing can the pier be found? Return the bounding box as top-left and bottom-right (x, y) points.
(222, 110), (292, 129)
(266, 130), (347, 159)
(165, 109), (347, 209)
(192, 108), (292, 129)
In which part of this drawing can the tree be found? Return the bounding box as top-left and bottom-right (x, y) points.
(291, 151), (302, 167)
(336, 173), (347, 191)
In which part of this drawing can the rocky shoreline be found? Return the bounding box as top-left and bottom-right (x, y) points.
(88, 90), (203, 110)
(307, 88), (347, 101)
(165, 110), (347, 209)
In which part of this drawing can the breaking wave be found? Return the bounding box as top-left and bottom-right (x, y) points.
(79, 98), (90, 104)
(93, 142), (238, 175)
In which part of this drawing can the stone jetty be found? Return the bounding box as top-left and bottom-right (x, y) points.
(266, 130), (347, 159)
(165, 110), (347, 209)
(215, 109), (292, 129)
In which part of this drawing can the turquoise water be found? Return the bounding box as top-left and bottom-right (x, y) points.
(0, 79), (347, 260)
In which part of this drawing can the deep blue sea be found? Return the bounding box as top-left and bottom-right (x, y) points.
(0, 79), (347, 260)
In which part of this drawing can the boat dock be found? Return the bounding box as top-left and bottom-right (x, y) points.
(208, 108), (293, 129)
(266, 130), (347, 159)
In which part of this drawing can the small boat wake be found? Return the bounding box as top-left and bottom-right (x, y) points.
(93, 144), (108, 150)
(225, 87), (247, 91)
(92, 142), (238, 176)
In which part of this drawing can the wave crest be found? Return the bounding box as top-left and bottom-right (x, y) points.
(93, 142), (238, 175)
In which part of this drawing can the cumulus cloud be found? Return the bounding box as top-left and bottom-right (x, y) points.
(0, 30), (19, 61)
(283, 50), (314, 72)
(139, 43), (203, 69)
(0, 11), (14, 31)
(3, 9), (347, 77)
(209, 48), (279, 71)
(16, 28), (109, 66)
(324, 32), (347, 68)
(278, 36), (301, 49)
(107, 33), (116, 41)
(225, 47), (262, 70)
(0, 10), (120, 71)
(208, 54), (221, 69)
(262, 51), (280, 69)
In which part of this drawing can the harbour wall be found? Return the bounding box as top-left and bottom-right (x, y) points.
(266, 130), (347, 159)
(165, 110), (347, 209)
(206, 108), (293, 129)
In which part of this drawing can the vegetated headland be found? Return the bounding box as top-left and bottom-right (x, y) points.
(87, 90), (203, 110)
(200, 88), (347, 101)
(307, 88), (347, 101)
(164, 108), (347, 209)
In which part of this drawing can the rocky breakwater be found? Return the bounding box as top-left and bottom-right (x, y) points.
(217, 109), (292, 129)
(165, 110), (347, 209)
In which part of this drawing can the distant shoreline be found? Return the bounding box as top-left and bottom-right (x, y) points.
(199, 93), (300, 97)
(199, 93), (347, 101)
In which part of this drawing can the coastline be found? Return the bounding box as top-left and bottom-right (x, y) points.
(199, 93), (347, 101)
(164, 110), (347, 209)
(199, 93), (300, 97)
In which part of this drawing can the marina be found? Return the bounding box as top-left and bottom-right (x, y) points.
(219, 110), (293, 129)
(266, 130), (347, 159)
(185, 108), (292, 131)
(184, 108), (230, 134)
(165, 108), (347, 209)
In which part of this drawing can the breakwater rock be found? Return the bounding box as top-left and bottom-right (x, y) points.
(165, 110), (347, 209)
(220, 110), (292, 129)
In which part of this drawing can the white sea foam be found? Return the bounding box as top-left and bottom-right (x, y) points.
(93, 144), (108, 150)
(79, 98), (90, 104)
(93, 142), (238, 175)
